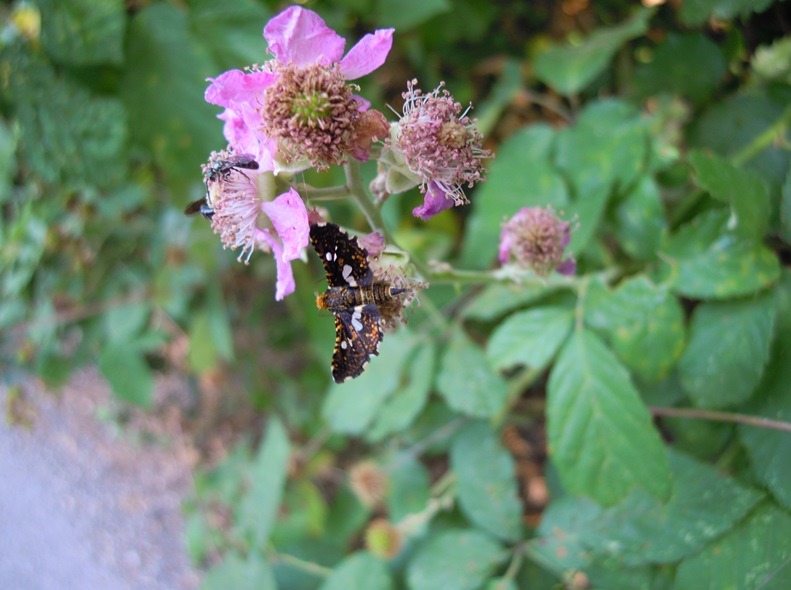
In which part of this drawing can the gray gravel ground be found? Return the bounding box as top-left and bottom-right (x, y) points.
(0, 369), (201, 590)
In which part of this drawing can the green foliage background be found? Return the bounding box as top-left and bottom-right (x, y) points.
(2, 0), (791, 588)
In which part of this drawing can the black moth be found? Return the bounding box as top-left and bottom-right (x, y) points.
(184, 154), (259, 220)
(310, 222), (407, 383)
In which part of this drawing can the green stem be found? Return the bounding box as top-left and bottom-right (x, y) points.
(502, 543), (525, 583)
(267, 549), (332, 577)
(343, 160), (393, 242)
(297, 183), (351, 201)
(650, 406), (791, 433)
(731, 102), (791, 165)
(672, 104), (791, 227)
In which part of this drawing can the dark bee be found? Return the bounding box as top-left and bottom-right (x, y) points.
(184, 154), (259, 220)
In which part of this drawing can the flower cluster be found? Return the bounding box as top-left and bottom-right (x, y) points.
(193, 5), (492, 306)
(205, 6), (393, 174)
(499, 207), (576, 276)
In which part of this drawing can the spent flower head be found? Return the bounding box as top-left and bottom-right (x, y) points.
(499, 206), (576, 276)
(203, 148), (309, 300)
(205, 6), (393, 174)
(364, 519), (404, 560)
(373, 80), (491, 220)
(348, 460), (389, 508)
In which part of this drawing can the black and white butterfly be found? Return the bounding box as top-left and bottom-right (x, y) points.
(309, 222), (406, 383)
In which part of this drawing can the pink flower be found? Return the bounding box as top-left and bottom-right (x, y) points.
(383, 80), (491, 220)
(203, 149), (309, 300)
(499, 207), (576, 276)
(205, 6), (394, 173)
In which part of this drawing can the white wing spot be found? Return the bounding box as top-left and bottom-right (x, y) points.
(342, 264), (357, 286)
(351, 316), (363, 332)
(325, 252), (332, 261)
(340, 340), (347, 350)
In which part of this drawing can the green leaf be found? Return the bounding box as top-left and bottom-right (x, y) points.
(739, 272), (791, 510)
(547, 330), (671, 505)
(689, 149), (771, 238)
(781, 165), (791, 242)
(271, 480), (328, 544)
(239, 417), (291, 549)
(584, 276), (685, 382)
(613, 176), (668, 262)
(554, 99), (648, 195)
(6, 52), (127, 189)
(189, 0), (272, 71)
(0, 118), (18, 204)
(580, 449), (764, 565)
(38, 0), (125, 65)
(387, 458), (430, 523)
(98, 345), (153, 407)
(661, 210), (780, 299)
(679, 0), (775, 26)
(674, 503), (791, 590)
(460, 125), (566, 269)
(533, 497), (655, 589)
(104, 303), (151, 344)
(406, 530), (505, 590)
(120, 4), (221, 191)
(375, 0), (451, 30)
(678, 290), (776, 408)
(322, 330), (418, 434)
(461, 282), (559, 322)
(436, 329), (508, 418)
(633, 33), (726, 104)
(752, 37), (791, 85)
(534, 7), (653, 96)
(367, 342), (434, 441)
(188, 298), (234, 373)
(486, 306), (573, 372)
(201, 552), (276, 590)
(451, 422), (522, 542)
(319, 552), (393, 590)
(485, 580), (517, 590)
(690, 89), (791, 199)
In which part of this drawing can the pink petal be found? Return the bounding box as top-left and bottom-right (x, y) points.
(261, 188), (310, 262)
(339, 29), (394, 79)
(498, 231), (512, 264)
(258, 230), (296, 301)
(264, 6), (345, 67)
(205, 69), (274, 107)
(412, 182), (455, 221)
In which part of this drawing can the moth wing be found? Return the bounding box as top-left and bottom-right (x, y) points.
(310, 223), (373, 288)
(331, 304), (383, 383)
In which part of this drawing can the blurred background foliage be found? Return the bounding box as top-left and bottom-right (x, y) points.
(3, 0), (791, 588)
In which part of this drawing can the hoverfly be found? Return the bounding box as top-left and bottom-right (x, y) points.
(184, 154), (259, 219)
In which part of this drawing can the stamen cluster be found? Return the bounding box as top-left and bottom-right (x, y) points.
(499, 207), (576, 276)
(260, 63), (362, 171)
(395, 80), (490, 205)
(204, 149), (264, 264)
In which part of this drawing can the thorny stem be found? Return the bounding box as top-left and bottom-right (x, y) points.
(650, 406), (791, 434)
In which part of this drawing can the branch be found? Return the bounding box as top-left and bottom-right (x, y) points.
(650, 406), (791, 434)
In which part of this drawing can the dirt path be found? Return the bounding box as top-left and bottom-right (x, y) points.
(0, 369), (201, 590)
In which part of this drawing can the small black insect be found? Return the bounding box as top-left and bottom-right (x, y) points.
(310, 222), (408, 383)
(184, 154), (259, 220)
